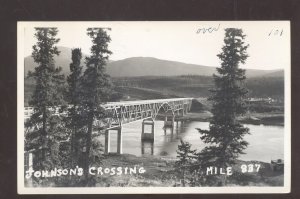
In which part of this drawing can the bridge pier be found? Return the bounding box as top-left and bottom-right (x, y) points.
(141, 119), (154, 141)
(164, 115), (175, 132)
(105, 126), (122, 154)
(141, 140), (154, 155)
(182, 105), (187, 115)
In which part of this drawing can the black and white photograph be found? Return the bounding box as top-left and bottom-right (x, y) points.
(17, 21), (291, 194)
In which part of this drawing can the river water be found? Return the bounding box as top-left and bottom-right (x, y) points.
(98, 120), (284, 163)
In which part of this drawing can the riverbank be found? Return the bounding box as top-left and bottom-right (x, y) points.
(239, 112), (284, 126)
(95, 153), (283, 187)
(173, 111), (284, 126)
(95, 154), (176, 187)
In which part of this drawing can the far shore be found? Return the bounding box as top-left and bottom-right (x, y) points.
(157, 111), (284, 126)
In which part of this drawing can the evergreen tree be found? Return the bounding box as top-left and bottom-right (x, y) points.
(25, 28), (66, 170)
(197, 28), (250, 185)
(65, 48), (85, 166)
(175, 139), (196, 186)
(81, 28), (112, 175)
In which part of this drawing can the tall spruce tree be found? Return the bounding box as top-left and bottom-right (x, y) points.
(81, 28), (112, 174)
(25, 28), (66, 170)
(197, 28), (250, 185)
(65, 48), (85, 166)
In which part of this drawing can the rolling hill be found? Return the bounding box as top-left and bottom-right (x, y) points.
(24, 46), (283, 78)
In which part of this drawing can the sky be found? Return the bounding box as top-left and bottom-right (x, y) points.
(21, 21), (290, 70)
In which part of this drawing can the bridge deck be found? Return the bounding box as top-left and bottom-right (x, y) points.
(103, 98), (193, 108)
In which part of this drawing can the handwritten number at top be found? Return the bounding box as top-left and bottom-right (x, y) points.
(268, 29), (283, 36)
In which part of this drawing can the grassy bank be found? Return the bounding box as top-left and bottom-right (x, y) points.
(94, 153), (283, 187)
(95, 154), (176, 187)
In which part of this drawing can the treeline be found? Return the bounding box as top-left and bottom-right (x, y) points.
(24, 73), (284, 108)
(112, 75), (214, 88)
(25, 27), (116, 186)
(24, 74), (284, 107)
(112, 75), (284, 98)
(246, 76), (284, 98)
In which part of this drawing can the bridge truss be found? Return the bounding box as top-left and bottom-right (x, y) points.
(97, 98), (193, 130)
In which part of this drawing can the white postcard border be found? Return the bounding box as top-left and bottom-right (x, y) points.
(17, 21), (291, 194)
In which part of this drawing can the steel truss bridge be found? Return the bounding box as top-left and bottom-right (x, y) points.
(24, 98), (193, 154)
(98, 98), (193, 129)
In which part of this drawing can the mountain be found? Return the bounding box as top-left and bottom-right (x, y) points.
(106, 57), (217, 77)
(24, 46), (283, 78)
(106, 57), (284, 77)
(24, 46), (87, 76)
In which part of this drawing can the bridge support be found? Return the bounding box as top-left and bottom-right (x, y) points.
(105, 126), (122, 154)
(141, 140), (154, 155)
(141, 119), (154, 141)
(164, 115), (175, 133)
(182, 105), (187, 115)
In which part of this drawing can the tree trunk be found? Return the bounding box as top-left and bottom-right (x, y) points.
(72, 104), (79, 166)
(70, 129), (74, 165)
(84, 112), (93, 184)
(182, 171), (186, 187)
(41, 106), (47, 165)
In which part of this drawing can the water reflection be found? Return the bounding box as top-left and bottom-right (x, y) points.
(98, 120), (284, 162)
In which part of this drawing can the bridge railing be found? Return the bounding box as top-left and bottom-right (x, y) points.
(103, 98), (193, 107)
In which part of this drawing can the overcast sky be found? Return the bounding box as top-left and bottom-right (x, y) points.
(22, 21), (290, 70)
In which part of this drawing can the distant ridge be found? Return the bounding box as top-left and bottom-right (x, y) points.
(106, 57), (217, 77)
(258, 70), (284, 77)
(24, 46), (284, 78)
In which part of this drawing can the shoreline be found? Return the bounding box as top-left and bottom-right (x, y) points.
(157, 111), (284, 126)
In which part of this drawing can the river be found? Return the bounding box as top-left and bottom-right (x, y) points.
(98, 120), (284, 163)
